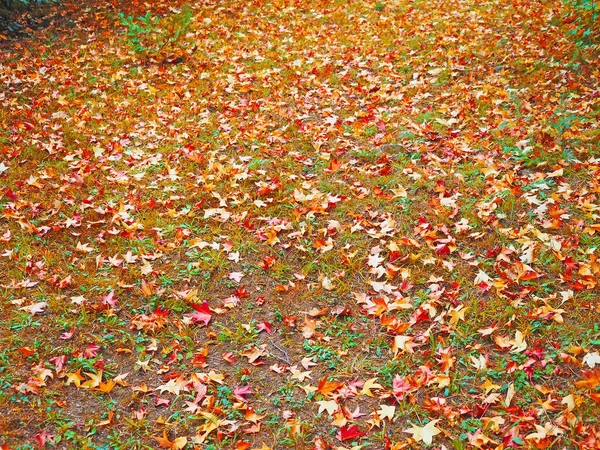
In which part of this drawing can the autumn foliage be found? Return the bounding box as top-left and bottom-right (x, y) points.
(0, 0), (599, 448)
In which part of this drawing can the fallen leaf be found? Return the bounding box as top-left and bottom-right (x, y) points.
(404, 419), (442, 445)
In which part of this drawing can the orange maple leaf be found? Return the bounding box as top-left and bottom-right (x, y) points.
(575, 369), (600, 390)
(317, 377), (343, 396)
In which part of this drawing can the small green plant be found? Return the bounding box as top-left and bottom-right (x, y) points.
(564, 0), (599, 47)
(118, 7), (193, 60)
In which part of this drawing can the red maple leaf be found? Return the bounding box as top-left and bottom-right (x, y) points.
(154, 305), (170, 317)
(234, 286), (250, 298)
(336, 425), (366, 441)
(32, 430), (55, 447)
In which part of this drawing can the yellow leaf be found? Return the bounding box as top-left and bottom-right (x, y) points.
(172, 437), (187, 450)
(448, 305), (468, 325)
(393, 335), (417, 355)
(207, 371), (225, 384)
(510, 330), (527, 353)
(480, 379), (501, 394)
(505, 383), (515, 407)
(361, 378), (383, 397)
(290, 366), (312, 382)
(81, 370), (103, 389)
(378, 404), (396, 421)
(404, 419), (442, 445)
(65, 369), (85, 388)
(157, 375), (188, 396)
(316, 400), (338, 415)
(331, 411), (347, 427)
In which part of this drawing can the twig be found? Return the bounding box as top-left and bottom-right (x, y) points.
(267, 339), (291, 365)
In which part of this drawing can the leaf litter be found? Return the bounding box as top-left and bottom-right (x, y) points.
(0, 0), (599, 448)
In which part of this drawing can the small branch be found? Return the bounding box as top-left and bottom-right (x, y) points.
(267, 339), (291, 365)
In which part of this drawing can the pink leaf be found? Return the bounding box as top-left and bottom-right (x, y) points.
(256, 321), (272, 334)
(84, 343), (100, 358)
(101, 291), (117, 307)
(234, 385), (253, 402)
(184, 301), (212, 326)
(60, 327), (76, 340)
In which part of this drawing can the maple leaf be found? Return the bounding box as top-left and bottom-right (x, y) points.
(19, 302), (47, 316)
(17, 347), (34, 358)
(229, 271), (244, 282)
(331, 411), (348, 428)
(245, 407), (265, 423)
(393, 335), (418, 355)
(448, 305), (468, 325)
(526, 422), (563, 442)
(300, 357), (317, 370)
(101, 291), (117, 307)
(83, 343), (100, 358)
(65, 369), (85, 388)
(157, 376), (188, 396)
(404, 419), (442, 445)
(96, 378), (117, 394)
(316, 399), (338, 415)
(258, 255), (276, 270)
(336, 425), (366, 441)
(207, 371), (225, 384)
(377, 404), (396, 421)
(32, 430), (55, 447)
(256, 321), (272, 334)
(361, 378), (383, 397)
(317, 377), (343, 397)
(480, 379), (501, 394)
(241, 345), (267, 364)
(478, 323), (500, 336)
(575, 369), (600, 389)
(583, 352), (600, 368)
(470, 354), (488, 371)
(301, 316), (317, 339)
(155, 397), (171, 407)
(494, 334), (512, 350)
(290, 366), (312, 382)
(510, 330), (528, 353)
(222, 352), (237, 363)
(81, 371), (103, 389)
(184, 301), (212, 326)
(233, 385), (253, 402)
(153, 431), (187, 449)
(321, 276), (335, 290)
(76, 241), (94, 253)
(59, 327), (76, 340)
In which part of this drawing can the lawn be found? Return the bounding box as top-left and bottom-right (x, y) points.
(0, 0), (599, 448)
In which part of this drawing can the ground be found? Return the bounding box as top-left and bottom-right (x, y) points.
(0, 0), (599, 448)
